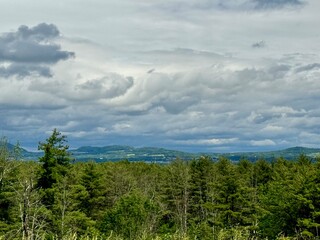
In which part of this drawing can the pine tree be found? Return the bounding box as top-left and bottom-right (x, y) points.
(79, 161), (106, 221)
(188, 156), (214, 239)
(161, 159), (190, 236)
(37, 129), (72, 207)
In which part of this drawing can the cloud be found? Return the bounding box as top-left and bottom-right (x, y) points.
(250, 139), (276, 146)
(0, 63), (52, 78)
(4, 44), (320, 151)
(147, 68), (155, 74)
(295, 63), (320, 72)
(0, 23), (74, 78)
(177, 138), (239, 146)
(253, 0), (305, 9)
(75, 74), (134, 100)
(252, 41), (266, 48)
(0, 0), (319, 153)
(27, 72), (134, 103)
(184, 0), (305, 11)
(2, 45), (320, 151)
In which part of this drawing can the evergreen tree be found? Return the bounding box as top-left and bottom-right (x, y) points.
(79, 161), (106, 221)
(53, 169), (95, 238)
(161, 159), (190, 236)
(188, 156), (214, 239)
(37, 129), (72, 207)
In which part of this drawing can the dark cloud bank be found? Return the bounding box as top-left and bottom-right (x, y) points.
(0, 23), (74, 78)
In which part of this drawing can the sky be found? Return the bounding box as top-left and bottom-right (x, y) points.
(0, 0), (320, 152)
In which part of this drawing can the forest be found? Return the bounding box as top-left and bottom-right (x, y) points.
(1, 129), (320, 240)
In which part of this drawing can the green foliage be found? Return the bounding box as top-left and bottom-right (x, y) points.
(217, 226), (252, 240)
(37, 129), (72, 207)
(0, 137), (21, 236)
(160, 159), (190, 236)
(100, 190), (159, 239)
(38, 129), (72, 188)
(2, 132), (320, 239)
(79, 161), (106, 221)
(189, 156), (212, 221)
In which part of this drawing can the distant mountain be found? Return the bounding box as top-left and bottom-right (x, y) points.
(70, 146), (196, 163)
(15, 145), (320, 163)
(213, 146), (320, 162)
(2, 142), (29, 155)
(75, 145), (135, 154)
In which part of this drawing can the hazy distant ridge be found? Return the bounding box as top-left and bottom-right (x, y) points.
(15, 145), (320, 162)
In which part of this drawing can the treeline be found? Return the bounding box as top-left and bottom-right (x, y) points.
(1, 131), (320, 239)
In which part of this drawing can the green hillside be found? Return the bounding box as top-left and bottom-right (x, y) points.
(70, 146), (197, 162)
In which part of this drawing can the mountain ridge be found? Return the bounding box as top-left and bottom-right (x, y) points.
(13, 144), (320, 162)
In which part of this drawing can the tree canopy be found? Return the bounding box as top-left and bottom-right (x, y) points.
(0, 131), (320, 239)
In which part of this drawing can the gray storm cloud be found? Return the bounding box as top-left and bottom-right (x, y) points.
(0, 23), (74, 78)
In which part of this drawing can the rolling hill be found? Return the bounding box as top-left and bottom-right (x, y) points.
(15, 144), (320, 163)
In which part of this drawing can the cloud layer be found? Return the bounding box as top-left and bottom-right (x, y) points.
(0, 0), (320, 152)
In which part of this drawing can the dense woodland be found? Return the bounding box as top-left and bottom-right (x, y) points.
(1, 130), (320, 240)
